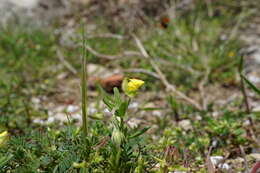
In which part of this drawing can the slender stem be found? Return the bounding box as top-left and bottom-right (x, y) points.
(240, 74), (250, 114)
(81, 26), (88, 137)
(239, 55), (250, 113)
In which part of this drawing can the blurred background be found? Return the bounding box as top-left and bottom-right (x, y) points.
(0, 0), (260, 172)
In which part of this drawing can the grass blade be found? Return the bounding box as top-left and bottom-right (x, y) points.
(241, 74), (260, 96)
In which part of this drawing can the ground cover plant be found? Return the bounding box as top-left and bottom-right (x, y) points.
(0, 0), (259, 173)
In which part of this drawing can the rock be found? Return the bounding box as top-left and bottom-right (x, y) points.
(67, 105), (79, 113)
(87, 64), (108, 76)
(210, 156), (224, 165)
(88, 107), (97, 115)
(243, 119), (251, 126)
(252, 105), (260, 112)
(127, 118), (142, 128)
(152, 110), (162, 117)
(210, 156), (230, 170)
(248, 153), (260, 161)
(0, 0), (68, 26)
(128, 102), (139, 112)
(103, 108), (112, 117)
(178, 120), (192, 131)
(9, 0), (39, 8)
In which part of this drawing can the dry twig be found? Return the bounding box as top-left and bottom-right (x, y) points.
(206, 146), (215, 173)
(56, 49), (77, 75)
(86, 33), (125, 40)
(123, 68), (160, 79)
(198, 59), (210, 110)
(158, 58), (201, 76)
(132, 34), (202, 110)
(85, 45), (142, 60)
(240, 145), (249, 173)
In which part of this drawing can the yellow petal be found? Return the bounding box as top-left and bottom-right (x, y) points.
(127, 79), (145, 92)
(0, 131), (8, 147)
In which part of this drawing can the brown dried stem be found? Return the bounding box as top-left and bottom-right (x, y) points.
(57, 49), (77, 75)
(85, 45), (142, 60)
(132, 34), (202, 110)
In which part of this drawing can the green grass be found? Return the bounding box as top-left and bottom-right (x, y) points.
(0, 27), (58, 132)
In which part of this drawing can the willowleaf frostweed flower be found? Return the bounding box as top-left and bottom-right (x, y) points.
(0, 131), (8, 148)
(122, 78), (145, 97)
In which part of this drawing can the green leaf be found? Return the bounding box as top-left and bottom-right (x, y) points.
(113, 87), (121, 107)
(129, 127), (150, 139)
(241, 74), (260, 95)
(115, 99), (130, 117)
(103, 96), (115, 111)
(238, 55), (244, 73)
(0, 154), (13, 169)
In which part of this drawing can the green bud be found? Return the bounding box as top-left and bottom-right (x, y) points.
(111, 128), (125, 146)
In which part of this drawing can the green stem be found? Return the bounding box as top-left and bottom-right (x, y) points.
(81, 26), (88, 137)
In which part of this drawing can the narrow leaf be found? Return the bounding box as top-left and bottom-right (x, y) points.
(0, 154), (13, 169)
(103, 96), (114, 111)
(129, 127), (150, 139)
(115, 100), (130, 117)
(113, 87), (121, 107)
(241, 74), (260, 95)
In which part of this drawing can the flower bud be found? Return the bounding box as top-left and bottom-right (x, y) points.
(111, 128), (125, 146)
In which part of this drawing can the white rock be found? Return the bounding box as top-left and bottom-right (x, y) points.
(88, 107), (97, 115)
(72, 113), (82, 121)
(54, 112), (67, 122)
(127, 118), (141, 128)
(31, 97), (40, 104)
(32, 118), (45, 125)
(178, 120), (192, 130)
(67, 105), (79, 113)
(219, 163), (230, 170)
(249, 153), (260, 160)
(212, 111), (219, 117)
(152, 111), (162, 117)
(128, 102), (139, 111)
(9, 0), (39, 9)
(103, 108), (112, 117)
(248, 75), (260, 84)
(46, 117), (55, 124)
(211, 140), (218, 147)
(252, 105), (260, 111)
(243, 119), (251, 126)
(210, 156), (230, 170)
(210, 156), (224, 165)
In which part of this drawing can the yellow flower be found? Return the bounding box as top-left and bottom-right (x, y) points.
(122, 78), (145, 97)
(127, 79), (145, 92)
(228, 51), (235, 57)
(0, 131), (8, 148)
